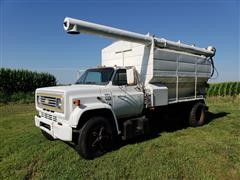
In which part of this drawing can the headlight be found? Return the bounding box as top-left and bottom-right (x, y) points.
(37, 95), (41, 104)
(56, 98), (63, 109)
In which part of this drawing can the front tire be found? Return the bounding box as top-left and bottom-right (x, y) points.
(76, 116), (114, 159)
(189, 102), (206, 127)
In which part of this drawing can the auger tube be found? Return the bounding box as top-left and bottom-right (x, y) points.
(63, 17), (215, 57)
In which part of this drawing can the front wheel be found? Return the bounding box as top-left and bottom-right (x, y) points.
(76, 116), (114, 159)
(189, 102), (206, 127)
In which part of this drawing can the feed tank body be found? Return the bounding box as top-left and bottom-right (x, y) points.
(102, 41), (211, 100)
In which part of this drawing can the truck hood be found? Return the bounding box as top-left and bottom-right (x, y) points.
(35, 84), (108, 118)
(36, 84), (104, 94)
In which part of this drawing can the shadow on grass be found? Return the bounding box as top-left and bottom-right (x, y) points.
(206, 111), (230, 124)
(64, 110), (229, 158)
(114, 110), (230, 149)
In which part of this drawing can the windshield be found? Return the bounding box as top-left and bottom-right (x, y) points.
(75, 67), (114, 85)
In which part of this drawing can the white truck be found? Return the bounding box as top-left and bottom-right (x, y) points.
(34, 17), (216, 159)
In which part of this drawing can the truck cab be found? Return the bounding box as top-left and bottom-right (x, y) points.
(35, 66), (145, 159)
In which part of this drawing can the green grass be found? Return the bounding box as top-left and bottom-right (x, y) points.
(0, 97), (240, 179)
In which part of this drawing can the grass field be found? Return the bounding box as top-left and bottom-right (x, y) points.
(0, 96), (240, 179)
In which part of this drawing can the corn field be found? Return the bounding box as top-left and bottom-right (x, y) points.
(0, 68), (56, 94)
(207, 82), (240, 96)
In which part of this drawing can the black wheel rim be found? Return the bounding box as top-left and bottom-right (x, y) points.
(87, 123), (111, 156)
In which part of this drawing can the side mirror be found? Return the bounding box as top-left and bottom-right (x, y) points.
(126, 68), (135, 85)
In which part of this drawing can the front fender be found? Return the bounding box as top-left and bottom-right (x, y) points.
(69, 103), (120, 134)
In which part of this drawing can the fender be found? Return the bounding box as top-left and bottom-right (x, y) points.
(69, 103), (120, 134)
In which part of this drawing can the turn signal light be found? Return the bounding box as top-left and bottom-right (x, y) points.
(73, 99), (81, 107)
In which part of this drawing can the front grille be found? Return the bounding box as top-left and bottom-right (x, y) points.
(40, 96), (57, 107)
(41, 112), (57, 121)
(37, 93), (64, 113)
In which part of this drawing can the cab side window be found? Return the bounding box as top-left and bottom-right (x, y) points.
(112, 69), (127, 86)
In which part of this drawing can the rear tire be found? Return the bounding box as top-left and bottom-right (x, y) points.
(189, 102), (206, 127)
(41, 130), (54, 141)
(76, 116), (114, 159)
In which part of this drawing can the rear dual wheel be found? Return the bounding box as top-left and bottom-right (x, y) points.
(189, 102), (206, 127)
(75, 116), (114, 159)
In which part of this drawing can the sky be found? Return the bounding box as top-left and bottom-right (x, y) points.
(1, 0), (239, 84)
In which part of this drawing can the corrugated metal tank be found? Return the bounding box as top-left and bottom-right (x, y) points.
(102, 41), (211, 100)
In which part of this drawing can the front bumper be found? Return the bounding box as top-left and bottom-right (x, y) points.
(35, 115), (72, 141)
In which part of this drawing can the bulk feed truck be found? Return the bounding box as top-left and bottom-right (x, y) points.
(34, 17), (216, 159)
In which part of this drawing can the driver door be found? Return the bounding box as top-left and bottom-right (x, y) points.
(111, 69), (144, 119)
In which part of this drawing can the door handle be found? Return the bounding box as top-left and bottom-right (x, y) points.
(118, 95), (126, 98)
